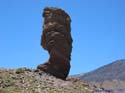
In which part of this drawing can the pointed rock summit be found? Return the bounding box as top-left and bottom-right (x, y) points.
(37, 7), (73, 80)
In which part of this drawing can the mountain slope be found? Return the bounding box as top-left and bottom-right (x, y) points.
(79, 59), (125, 82)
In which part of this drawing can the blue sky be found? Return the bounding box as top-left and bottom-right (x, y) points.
(0, 0), (125, 75)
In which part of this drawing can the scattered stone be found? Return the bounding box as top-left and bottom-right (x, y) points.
(0, 68), (93, 93)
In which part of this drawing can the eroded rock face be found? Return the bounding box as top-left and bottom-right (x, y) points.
(37, 7), (73, 80)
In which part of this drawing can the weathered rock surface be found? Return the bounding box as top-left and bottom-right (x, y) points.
(37, 7), (73, 80)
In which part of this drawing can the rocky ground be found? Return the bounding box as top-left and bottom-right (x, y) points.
(0, 68), (99, 93)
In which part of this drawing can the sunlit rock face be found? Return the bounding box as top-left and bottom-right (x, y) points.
(37, 7), (73, 80)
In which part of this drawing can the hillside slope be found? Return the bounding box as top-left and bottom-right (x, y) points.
(0, 68), (93, 93)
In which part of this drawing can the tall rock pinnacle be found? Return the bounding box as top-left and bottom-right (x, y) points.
(37, 7), (73, 80)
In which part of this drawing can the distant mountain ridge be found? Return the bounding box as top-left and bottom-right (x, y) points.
(78, 59), (125, 82)
(70, 73), (84, 78)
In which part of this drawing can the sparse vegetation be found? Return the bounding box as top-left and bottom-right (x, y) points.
(0, 68), (93, 93)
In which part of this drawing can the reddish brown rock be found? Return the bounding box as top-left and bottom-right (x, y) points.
(37, 7), (73, 80)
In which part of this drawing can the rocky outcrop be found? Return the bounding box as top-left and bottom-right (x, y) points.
(37, 7), (73, 80)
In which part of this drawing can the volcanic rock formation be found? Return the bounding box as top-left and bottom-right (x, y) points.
(37, 7), (73, 80)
